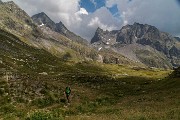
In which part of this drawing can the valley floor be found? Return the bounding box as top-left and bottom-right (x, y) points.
(0, 63), (179, 120)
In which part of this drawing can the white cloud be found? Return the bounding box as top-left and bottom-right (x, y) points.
(2, 0), (81, 26)
(106, 0), (180, 37)
(88, 17), (116, 31)
(2, 0), (119, 40)
(78, 8), (89, 15)
(2, 0), (180, 41)
(69, 7), (121, 40)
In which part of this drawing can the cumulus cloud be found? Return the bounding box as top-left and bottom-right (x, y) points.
(2, 0), (81, 25)
(106, 0), (180, 37)
(88, 17), (115, 30)
(78, 8), (89, 15)
(2, 0), (120, 40)
(87, 7), (119, 30)
(70, 7), (121, 40)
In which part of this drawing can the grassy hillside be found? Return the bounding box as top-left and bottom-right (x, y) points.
(135, 49), (172, 68)
(0, 63), (179, 120)
(0, 29), (179, 120)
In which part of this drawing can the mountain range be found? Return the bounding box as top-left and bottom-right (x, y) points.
(0, 1), (180, 69)
(91, 23), (180, 68)
(0, 1), (137, 71)
(32, 12), (88, 45)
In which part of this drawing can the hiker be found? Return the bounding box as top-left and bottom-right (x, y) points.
(65, 86), (71, 103)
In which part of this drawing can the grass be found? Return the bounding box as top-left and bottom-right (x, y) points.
(0, 29), (179, 119)
(1, 64), (179, 120)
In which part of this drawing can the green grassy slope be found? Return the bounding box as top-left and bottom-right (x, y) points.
(0, 29), (179, 120)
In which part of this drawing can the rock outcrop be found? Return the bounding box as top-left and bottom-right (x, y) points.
(91, 23), (180, 68)
(32, 12), (88, 45)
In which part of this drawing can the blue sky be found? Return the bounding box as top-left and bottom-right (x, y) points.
(80, 0), (120, 18)
(2, 0), (180, 40)
(80, 0), (106, 13)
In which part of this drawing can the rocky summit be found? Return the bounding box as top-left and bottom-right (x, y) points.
(32, 12), (56, 30)
(32, 12), (88, 45)
(91, 23), (180, 68)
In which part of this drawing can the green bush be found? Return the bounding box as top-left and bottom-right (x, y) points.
(62, 52), (72, 61)
(95, 97), (115, 106)
(26, 111), (63, 120)
(0, 104), (16, 114)
(31, 97), (55, 108)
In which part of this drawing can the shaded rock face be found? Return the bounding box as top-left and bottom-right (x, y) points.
(169, 46), (180, 58)
(91, 27), (117, 45)
(91, 23), (180, 68)
(32, 12), (56, 30)
(55, 22), (68, 35)
(117, 23), (161, 45)
(32, 12), (88, 45)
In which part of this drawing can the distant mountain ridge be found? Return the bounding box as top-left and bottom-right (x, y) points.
(32, 12), (56, 30)
(32, 12), (88, 45)
(0, 0), (179, 69)
(91, 23), (180, 68)
(0, 1), (139, 68)
(0, 1), (97, 63)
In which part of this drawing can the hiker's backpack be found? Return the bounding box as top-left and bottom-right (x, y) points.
(65, 87), (71, 94)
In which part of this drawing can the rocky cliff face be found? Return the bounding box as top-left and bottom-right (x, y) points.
(55, 21), (68, 35)
(32, 12), (56, 30)
(91, 27), (118, 45)
(0, 1), (97, 62)
(32, 12), (88, 45)
(0, 1), (137, 66)
(91, 23), (180, 68)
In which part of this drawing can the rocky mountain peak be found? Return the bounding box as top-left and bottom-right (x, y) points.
(91, 23), (180, 68)
(2, 0), (29, 17)
(5, 1), (15, 4)
(91, 23), (169, 45)
(32, 12), (56, 30)
(55, 21), (68, 34)
(116, 22), (161, 44)
(91, 27), (117, 45)
(32, 12), (88, 45)
(96, 27), (103, 32)
(3, 1), (24, 13)
(32, 12), (68, 34)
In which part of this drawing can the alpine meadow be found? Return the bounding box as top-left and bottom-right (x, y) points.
(0, 0), (180, 120)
